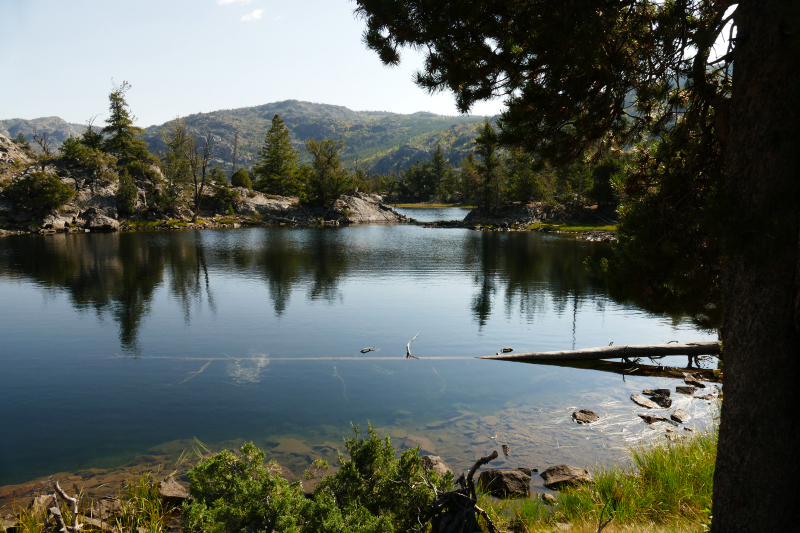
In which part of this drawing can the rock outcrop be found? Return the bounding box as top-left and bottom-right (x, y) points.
(477, 469), (531, 498)
(327, 192), (411, 224)
(464, 202), (570, 226)
(540, 465), (594, 490)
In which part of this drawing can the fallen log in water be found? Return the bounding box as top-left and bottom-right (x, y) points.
(478, 341), (720, 362)
(481, 358), (723, 382)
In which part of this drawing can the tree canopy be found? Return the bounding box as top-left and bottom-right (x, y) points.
(355, 1), (800, 530)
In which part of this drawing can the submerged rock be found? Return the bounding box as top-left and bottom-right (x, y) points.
(420, 455), (452, 478)
(572, 409), (600, 424)
(676, 385), (697, 395)
(650, 395), (673, 408)
(540, 465), (593, 490)
(671, 409), (691, 424)
(630, 394), (661, 409)
(639, 414), (678, 426)
(477, 469), (531, 498)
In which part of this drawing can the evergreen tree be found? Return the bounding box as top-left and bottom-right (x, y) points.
(473, 121), (501, 211)
(159, 118), (193, 208)
(430, 144), (454, 199)
(14, 132), (30, 148)
(254, 114), (299, 195)
(231, 168), (252, 189)
(101, 81), (153, 162)
(303, 138), (354, 204)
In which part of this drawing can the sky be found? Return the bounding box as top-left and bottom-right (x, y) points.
(0, 0), (505, 127)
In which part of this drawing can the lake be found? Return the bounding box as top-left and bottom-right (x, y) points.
(0, 216), (716, 496)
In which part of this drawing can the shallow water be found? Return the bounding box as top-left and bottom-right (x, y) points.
(0, 226), (716, 492)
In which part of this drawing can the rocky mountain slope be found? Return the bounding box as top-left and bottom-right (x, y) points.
(3, 101), (492, 174)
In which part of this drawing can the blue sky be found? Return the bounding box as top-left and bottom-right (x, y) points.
(0, 0), (503, 127)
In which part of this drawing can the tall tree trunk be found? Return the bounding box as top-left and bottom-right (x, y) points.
(713, 1), (800, 530)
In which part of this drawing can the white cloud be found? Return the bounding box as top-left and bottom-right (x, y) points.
(218, 0), (252, 5)
(241, 9), (264, 21)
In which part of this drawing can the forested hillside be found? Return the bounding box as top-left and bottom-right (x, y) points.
(2, 101), (490, 173)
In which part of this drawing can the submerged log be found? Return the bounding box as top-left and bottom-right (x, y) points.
(478, 341), (720, 362)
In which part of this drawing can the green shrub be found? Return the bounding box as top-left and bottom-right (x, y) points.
(4, 172), (75, 217)
(116, 171), (138, 216)
(213, 185), (240, 213)
(183, 425), (450, 533)
(231, 169), (252, 190)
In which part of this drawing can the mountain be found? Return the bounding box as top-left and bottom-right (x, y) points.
(0, 117), (88, 150)
(2, 101), (492, 173)
(139, 100), (490, 173)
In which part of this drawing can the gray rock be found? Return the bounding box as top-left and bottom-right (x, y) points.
(84, 212), (119, 231)
(671, 409), (690, 424)
(1, 514), (17, 532)
(420, 455), (452, 478)
(684, 377), (706, 388)
(630, 394), (660, 409)
(639, 414), (678, 426)
(572, 409), (600, 424)
(477, 469), (531, 498)
(676, 385), (697, 395)
(541, 493), (557, 504)
(694, 393), (715, 401)
(517, 467), (533, 476)
(158, 477), (189, 507)
(643, 389), (671, 397)
(650, 395), (673, 408)
(92, 496), (121, 519)
(540, 465), (593, 490)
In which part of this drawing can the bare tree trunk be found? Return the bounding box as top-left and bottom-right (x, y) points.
(232, 130), (239, 176)
(713, 2), (800, 530)
(193, 134), (214, 223)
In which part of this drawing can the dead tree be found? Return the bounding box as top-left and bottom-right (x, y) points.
(427, 451), (500, 533)
(32, 128), (53, 158)
(185, 133), (215, 223)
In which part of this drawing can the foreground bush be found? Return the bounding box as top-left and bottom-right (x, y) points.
(4, 172), (75, 217)
(182, 425), (451, 533)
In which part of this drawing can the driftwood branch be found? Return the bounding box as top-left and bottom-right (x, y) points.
(479, 341), (720, 362)
(50, 481), (81, 533)
(467, 450), (498, 501)
(406, 333), (420, 359)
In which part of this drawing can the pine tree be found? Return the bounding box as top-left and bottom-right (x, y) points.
(473, 121), (501, 211)
(101, 81), (152, 162)
(254, 114), (299, 196)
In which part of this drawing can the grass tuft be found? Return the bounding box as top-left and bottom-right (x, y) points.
(482, 426), (717, 532)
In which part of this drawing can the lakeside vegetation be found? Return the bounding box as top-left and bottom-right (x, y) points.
(5, 424), (717, 533)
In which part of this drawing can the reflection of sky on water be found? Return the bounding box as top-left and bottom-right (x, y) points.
(0, 227), (716, 487)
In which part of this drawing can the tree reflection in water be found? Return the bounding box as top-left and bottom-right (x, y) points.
(0, 228), (617, 354)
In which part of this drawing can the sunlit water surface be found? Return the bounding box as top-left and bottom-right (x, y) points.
(0, 223), (716, 495)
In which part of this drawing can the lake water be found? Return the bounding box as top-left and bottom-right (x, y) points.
(0, 220), (716, 496)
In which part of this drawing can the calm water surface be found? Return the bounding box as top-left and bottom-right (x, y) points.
(0, 225), (715, 490)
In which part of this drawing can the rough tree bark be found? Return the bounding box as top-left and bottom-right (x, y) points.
(713, 1), (800, 530)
